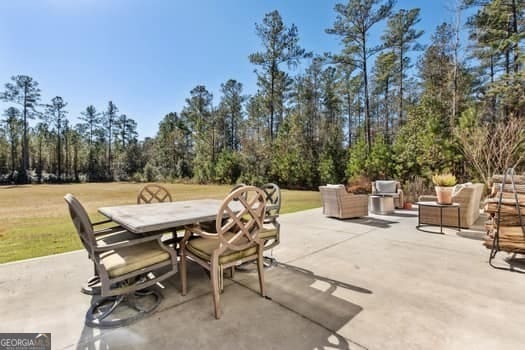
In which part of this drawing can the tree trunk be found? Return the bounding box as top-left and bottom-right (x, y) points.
(362, 35), (371, 153)
(22, 86), (29, 183)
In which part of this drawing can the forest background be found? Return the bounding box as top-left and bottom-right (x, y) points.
(1, 0), (524, 203)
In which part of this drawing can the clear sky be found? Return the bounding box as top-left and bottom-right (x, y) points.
(0, 0), (467, 138)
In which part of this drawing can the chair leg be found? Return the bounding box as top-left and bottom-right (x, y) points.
(256, 248), (266, 297)
(210, 256), (221, 319)
(85, 287), (162, 328)
(180, 249), (187, 296)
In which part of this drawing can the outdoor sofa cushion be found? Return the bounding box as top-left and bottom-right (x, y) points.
(375, 181), (397, 193)
(101, 241), (170, 278)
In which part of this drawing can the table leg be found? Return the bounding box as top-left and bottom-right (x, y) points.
(440, 207), (443, 234)
(457, 207), (461, 232)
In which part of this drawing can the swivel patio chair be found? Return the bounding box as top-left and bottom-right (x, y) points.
(65, 193), (178, 328)
(179, 186), (267, 319)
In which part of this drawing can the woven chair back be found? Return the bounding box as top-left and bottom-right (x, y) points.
(137, 184), (172, 204)
(215, 186), (266, 251)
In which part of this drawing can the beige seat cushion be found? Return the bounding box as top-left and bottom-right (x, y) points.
(259, 225), (277, 240)
(186, 232), (259, 264)
(101, 241), (170, 278)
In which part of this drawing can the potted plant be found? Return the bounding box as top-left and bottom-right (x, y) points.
(345, 176), (372, 195)
(432, 173), (457, 205)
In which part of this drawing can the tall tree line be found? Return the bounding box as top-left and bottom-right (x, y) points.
(0, 80), (139, 183)
(1, 0), (523, 186)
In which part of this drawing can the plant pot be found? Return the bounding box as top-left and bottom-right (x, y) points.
(403, 202), (413, 209)
(435, 186), (453, 205)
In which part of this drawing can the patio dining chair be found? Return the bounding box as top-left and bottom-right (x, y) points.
(137, 184), (179, 246)
(137, 184), (173, 204)
(259, 183), (281, 257)
(65, 194), (178, 328)
(180, 186), (267, 319)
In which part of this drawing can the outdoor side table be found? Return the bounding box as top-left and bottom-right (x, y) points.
(416, 201), (461, 234)
(369, 195), (395, 215)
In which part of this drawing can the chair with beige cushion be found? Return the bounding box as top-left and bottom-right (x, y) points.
(372, 180), (404, 209)
(418, 183), (484, 228)
(64, 193), (177, 328)
(179, 186), (267, 319)
(319, 185), (368, 219)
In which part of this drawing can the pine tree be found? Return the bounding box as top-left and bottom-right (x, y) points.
(249, 10), (310, 141)
(1, 75), (41, 182)
(327, 0), (394, 152)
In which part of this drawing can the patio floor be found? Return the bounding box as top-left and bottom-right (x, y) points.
(2, 207), (525, 350)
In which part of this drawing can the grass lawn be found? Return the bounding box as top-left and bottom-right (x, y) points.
(0, 183), (321, 263)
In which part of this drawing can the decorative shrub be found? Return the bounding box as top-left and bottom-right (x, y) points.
(432, 173), (457, 187)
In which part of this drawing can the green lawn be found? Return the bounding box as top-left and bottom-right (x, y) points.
(0, 183), (320, 263)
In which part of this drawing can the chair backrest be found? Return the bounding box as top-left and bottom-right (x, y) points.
(215, 186), (266, 252)
(261, 183), (281, 221)
(137, 184), (172, 204)
(373, 180), (399, 194)
(64, 193), (96, 256)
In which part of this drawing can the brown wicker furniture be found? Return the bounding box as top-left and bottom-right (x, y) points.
(416, 201), (461, 233)
(64, 194), (178, 328)
(418, 183), (484, 229)
(319, 185), (368, 219)
(372, 180), (404, 209)
(180, 186), (267, 319)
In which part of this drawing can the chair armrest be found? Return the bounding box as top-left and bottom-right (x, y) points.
(398, 189), (404, 205)
(93, 225), (124, 236)
(184, 224), (218, 239)
(92, 219), (113, 226)
(94, 233), (164, 252)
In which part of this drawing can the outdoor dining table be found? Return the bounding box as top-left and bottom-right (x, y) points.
(98, 199), (242, 234)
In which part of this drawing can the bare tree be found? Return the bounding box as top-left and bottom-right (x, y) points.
(454, 115), (525, 186)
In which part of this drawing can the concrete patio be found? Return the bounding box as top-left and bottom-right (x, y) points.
(2, 207), (525, 350)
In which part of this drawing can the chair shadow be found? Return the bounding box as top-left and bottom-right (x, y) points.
(456, 230), (486, 241)
(233, 261), (371, 349)
(346, 217), (399, 228)
(74, 260), (367, 350)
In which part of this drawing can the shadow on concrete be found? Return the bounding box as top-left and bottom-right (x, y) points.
(456, 230), (486, 241)
(349, 217), (398, 228)
(388, 212), (418, 218)
(234, 261), (370, 349)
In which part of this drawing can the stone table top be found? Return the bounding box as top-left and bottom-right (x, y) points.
(98, 199), (242, 234)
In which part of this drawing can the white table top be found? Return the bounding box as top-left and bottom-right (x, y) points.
(98, 199), (241, 234)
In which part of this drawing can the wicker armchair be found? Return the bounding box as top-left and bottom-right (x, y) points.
(319, 185), (368, 219)
(372, 180), (404, 208)
(418, 183), (484, 228)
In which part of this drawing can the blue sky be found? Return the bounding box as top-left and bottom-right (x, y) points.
(0, 0), (468, 138)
